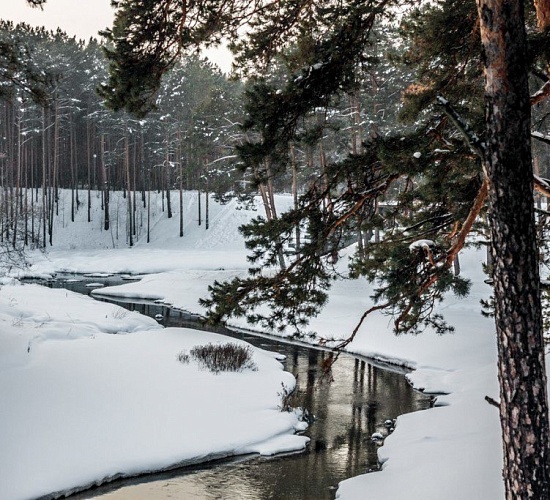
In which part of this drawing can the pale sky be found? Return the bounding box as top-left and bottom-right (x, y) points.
(0, 0), (232, 72)
(1, 0), (115, 41)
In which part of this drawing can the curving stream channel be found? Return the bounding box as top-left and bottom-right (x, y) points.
(30, 274), (432, 500)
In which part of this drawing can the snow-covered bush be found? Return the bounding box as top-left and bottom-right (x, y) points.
(188, 343), (257, 374)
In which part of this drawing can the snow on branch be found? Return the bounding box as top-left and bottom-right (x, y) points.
(530, 81), (550, 106)
(435, 95), (486, 160)
(532, 131), (550, 145)
(408, 239), (436, 252)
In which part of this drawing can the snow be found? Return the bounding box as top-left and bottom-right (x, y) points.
(0, 282), (308, 500)
(0, 188), (530, 499)
(408, 239), (435, 252)
(0, 192), (308, 500)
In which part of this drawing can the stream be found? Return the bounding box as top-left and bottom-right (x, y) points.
(29, 274), (432, 500)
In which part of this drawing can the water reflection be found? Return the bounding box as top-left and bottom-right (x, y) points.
(29, 275), (431, 500)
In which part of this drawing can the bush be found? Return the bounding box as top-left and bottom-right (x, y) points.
(177, 351), (190, 364)
(189, 342), (257, 374)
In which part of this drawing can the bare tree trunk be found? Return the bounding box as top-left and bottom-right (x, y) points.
(125, 133), (133, 247)
(354, 92), (364, 153)
(197, 185), (202, 226)
(178, 129), (184, 237)
(477, 0), (550, 497)
(257, 182), (271, 219)
(48, 99), (59, 246)
(25, 146), (29, 247)
(100, 134), (110, 231)
(12, 106), (21, 249)
(87, 119), (92, 223)
(68, 117), (75, 223)
(205, 181), (209, 230)
(165, 132), (173, 219)
(147, 175), (151, 243)
(350, 94), (357, 155)
(132, 139), (138, 237)
(264, 159), (285, 269)
(41, 107), (47, 249)
(290, 141), (301, 252)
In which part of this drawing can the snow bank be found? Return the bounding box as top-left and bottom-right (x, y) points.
(12, 189), (516, 499)
(0, 281), (308, 500)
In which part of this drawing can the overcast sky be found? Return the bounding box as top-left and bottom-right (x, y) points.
(1, 0), (114, 41)
(1, 0), (232, 71)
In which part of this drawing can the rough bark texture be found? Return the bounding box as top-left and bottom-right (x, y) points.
(476, 0), (550, 497)
(534, 0), (550, 30)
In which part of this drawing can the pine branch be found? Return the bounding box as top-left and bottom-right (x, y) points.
(335, 302), (390, 350)
(444, 175), (489, 268)
(435, 95), (486, 160)
(393, 174), (489, 333)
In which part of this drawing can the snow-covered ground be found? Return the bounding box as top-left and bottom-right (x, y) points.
(2, 189), (516, 498)
(0, 281), (309, 500)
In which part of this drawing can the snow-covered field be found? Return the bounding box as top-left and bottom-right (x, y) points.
(1, 189), (517, 498)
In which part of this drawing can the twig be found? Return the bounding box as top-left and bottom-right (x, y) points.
(335, 302), (390, 350)
(485, 395), (500, 408)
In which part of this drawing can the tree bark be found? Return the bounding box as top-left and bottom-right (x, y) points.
(100, 134), (110, 231)
(290, 141), (301, 252)
(476, 0), (550, 497)
(534, 0), (550, 30)
(125, 133), (133, 247)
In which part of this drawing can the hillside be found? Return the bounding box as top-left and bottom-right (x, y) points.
(23, 189), (293, 276)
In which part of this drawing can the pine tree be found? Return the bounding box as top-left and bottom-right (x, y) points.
(99, 0), (550, 495)
(477, 1), (550, 496)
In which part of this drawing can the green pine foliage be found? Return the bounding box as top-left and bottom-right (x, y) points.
(0, 21), (55, 103)
(100, 0), (549, 338)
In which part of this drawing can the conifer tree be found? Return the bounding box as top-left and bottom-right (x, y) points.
(99, 0), (550, 495)
(477, 1), (550, 496)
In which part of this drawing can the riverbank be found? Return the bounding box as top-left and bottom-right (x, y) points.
(0, 281), (309, 500)
(6, 189), (518, 498)
(47, 246), (503, 499)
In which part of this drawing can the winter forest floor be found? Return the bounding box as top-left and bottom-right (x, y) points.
(0, 189), (518, 499)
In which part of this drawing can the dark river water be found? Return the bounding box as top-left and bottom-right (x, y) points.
(29, 274), (432, 500)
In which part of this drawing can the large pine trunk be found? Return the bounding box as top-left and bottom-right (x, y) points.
(476, 0), (550, 497)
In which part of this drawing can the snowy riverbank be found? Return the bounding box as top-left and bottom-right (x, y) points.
(3, 189), (519, 498)
(0, 282), (308, 500)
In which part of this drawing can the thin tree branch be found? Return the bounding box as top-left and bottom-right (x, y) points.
(334, 302), (390, 350)
(435, 95), (486, 160)
(485, 395), (500, 408)
(531, 81), (550, 106)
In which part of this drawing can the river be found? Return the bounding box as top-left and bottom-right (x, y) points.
(29, 274), (432, 500)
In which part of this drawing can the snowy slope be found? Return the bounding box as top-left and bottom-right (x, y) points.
(0, 191), (310, 500)
(4, 188), (526, 499)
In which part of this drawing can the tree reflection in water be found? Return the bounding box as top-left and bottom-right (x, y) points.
(36, 275), (431, 500)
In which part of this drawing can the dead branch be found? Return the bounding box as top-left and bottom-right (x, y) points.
(531, 81), (550, 106)
(485, 395), (500, 408)
(335, 302), (390, 350)
(435, 95), (486, 160)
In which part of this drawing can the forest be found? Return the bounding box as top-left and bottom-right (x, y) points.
(0, 19), (411, 254)
(3, 1), (550, 497)
(0, 21), (245, 248)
